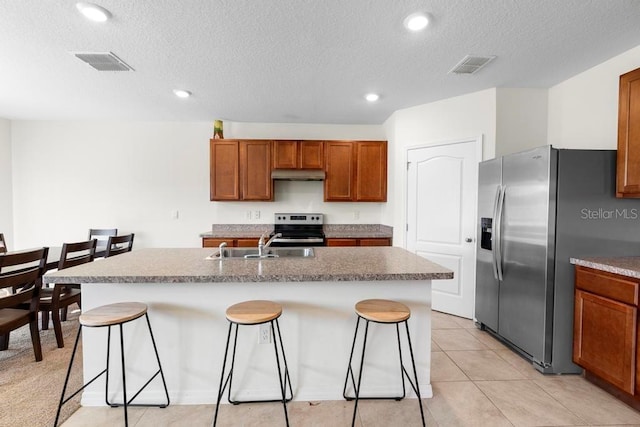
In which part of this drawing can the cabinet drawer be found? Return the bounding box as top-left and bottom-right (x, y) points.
(575, 266), (639, 305)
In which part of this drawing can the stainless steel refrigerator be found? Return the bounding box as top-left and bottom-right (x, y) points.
(476, 145), (640, 374)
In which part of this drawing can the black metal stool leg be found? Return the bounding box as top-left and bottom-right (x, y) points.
(351, 319), (370, 427)
(144, 313), (170, 407)
(342, 316), (361, 400)
(54, 325), (82, 427)
(213, 322), (234, 427)
(395, 323), (407, 400)
(273, 319), (293, 401)
(404, 321), (426, 427)
(226, 323), (240, 405)
(271, 320), (290, 426)
(119, 324), (129, 426)
(105, 325), (112, 406)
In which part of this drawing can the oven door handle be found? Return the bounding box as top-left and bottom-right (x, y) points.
(272, 237), (325, 243)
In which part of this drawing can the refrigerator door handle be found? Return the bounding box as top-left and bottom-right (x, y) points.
(495, 185), (506, 281)
(491, 185), (501, 280)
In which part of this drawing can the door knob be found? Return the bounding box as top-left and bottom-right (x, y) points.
(465, 238), (473, 243)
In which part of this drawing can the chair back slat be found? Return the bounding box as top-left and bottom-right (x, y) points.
(0, 233), (6, 254)
(59, 240), (97, 270)
(105, 233), (135, 258)
(88, 228), (117, 252)
(0, 247), (48, 310)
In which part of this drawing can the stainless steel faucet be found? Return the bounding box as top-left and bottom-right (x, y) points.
(218, 241), (227, 258)
(258, 231), (281, 257)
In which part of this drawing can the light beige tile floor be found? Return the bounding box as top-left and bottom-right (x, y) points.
(62, 311), (640, 426)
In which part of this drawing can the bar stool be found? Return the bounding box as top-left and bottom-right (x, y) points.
(213, 300), (292, 427)
(54, 302), (170, 427)
(343, 299), (425, 427)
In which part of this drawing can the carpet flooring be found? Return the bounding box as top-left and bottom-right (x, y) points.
(0, 309), (82, 427)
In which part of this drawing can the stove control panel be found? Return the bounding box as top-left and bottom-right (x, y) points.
(274, 213), (324, 225)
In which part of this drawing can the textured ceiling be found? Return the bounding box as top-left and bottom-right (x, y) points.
(1, 0), (640, 124)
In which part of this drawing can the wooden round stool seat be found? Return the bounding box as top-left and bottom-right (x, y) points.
(355, 299), (410, 323)
(80, 302), (147, 327)
(226, 300), (282, 325)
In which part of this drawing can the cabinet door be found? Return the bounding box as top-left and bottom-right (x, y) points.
(236, 238), (260, 247)
(573, 289), (636, 393)
(273, 140), (298, 169)
(359, 238), (391, 246)
(326, 238), (358, 246)
(240, 140), (273, 201)
(299, 141), (324, 169)
(617, 67), (640, 197)
(325, 141), (355, 201)
(210, 140), (240, 201)
(202, 238), (232, 248)
(355, 141), (387, 202)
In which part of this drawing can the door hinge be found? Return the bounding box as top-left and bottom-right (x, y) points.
(406, 224), (409, 231)
(407, 161), (411, 170)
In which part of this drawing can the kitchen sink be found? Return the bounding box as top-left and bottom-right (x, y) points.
(208, 247), (315, 259)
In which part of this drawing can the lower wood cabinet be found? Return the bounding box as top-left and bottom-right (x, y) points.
(325, 238), (391, 247)
(202, 237), (259, 248)
(573, 266), (639, 397)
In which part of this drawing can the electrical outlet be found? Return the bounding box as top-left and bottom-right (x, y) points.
(254, 210), (261, 220)
(353, 211), (360, 220)
(170, 210), (179, 220)
(245, 210), (252, 220)
(259, 324), (271, 344)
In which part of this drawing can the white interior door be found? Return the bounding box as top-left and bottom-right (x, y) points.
(406, 138), (480, 318)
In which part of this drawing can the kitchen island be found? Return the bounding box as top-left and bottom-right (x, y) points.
(44, 247), (452, 406)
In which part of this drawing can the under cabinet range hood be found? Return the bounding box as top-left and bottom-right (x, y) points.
(271, 169), (325, 181)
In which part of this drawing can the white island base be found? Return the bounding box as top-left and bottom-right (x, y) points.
(79, 279), (432, 406)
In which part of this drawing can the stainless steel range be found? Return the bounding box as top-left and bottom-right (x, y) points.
(270, 213), (325, 247)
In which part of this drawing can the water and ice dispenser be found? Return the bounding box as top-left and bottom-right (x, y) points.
(480, 218), (492, 250)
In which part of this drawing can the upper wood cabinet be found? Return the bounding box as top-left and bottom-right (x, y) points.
(325, 141), (355, 201)
(210, 139), (273, 201)
(617, 67), (640, 198)
(355, 141), (387, 202)
(210, 139), (240, 201)
(273, 140), (324, 169)
(324, 141), (387, 202)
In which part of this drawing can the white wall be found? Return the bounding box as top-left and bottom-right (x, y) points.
(10, 121), (385, 249)
(496, 88), (548, 156)
(383, 88), (497, 247)
(0, 119), (12, 248)
(548, 44), (640, 149)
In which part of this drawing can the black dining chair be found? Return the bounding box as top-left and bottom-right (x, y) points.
(0, 233), (7, 254)
(0, 247), (49, 361)
(88, 228), (117, 256)
(40, 239), (96, 348)
(105, 233), (135, 257)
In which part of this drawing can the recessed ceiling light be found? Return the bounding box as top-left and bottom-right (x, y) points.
(365, 93), (380, 102)
(76, 2), (111, 22)
(403, 13), (429, 32)
(173, 89), (192, 98)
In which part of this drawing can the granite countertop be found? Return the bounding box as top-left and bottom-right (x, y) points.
(199, 224), (393, 239)
(570, 256), (640, 279)
(44, 247), (452, 284)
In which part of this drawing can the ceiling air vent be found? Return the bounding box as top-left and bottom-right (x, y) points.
(71, 51), (134, 71)
(449, 55), (496, 75)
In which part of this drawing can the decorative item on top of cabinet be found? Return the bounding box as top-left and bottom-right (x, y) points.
(273, 140), (324, 169)
(573, 265), (638, 399)
(209, 139), (273, 201)
(616, 67), (640, 198)
(324, 140), (387, 202)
